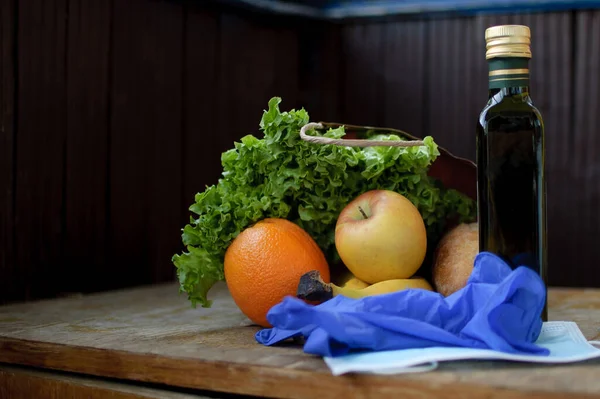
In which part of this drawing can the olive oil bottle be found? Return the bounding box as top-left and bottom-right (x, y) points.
(476, 25), (548, 321)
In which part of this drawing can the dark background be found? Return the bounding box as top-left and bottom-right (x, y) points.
(1, 0), (598, 304)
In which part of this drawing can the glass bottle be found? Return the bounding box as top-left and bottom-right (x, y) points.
(476, 25), (548, 321)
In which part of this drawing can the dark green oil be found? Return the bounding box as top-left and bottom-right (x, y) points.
(476, 86), (548, 321)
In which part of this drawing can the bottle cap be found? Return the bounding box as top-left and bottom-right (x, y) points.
(485, 25), (531, 59)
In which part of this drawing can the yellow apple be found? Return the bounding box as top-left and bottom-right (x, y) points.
(334, 189), (428, 284)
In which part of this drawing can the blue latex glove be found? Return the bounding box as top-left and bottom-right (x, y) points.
(255, 252), (549, 357)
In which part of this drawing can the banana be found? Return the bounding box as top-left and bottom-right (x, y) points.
(297, 270), (433, 302)
(334, 270), (369, 290)
(332, 277), (433, 299)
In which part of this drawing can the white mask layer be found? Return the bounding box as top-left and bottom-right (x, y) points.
(324, 321), (600, 375)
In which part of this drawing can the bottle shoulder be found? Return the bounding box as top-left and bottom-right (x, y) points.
(478, 93), (543, 126)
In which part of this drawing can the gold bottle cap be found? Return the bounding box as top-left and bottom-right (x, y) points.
(485, 25), (531, 59)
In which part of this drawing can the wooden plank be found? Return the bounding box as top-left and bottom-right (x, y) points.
(382, 19), (427, 138)
(572, 10), (600, 288)
(524, 12), (578, 288)
(340, 23), (385, 126)
(0, 283), (599, 399)
(109, 0), (184, 286)
(272, 26), (300, 113)
(0, 365), (215, 399)
(14, 0), (67, 300)
(63, 0), (111, 295)
(297, 22), (342, 122)
(0, 0), (15, 304)
(269, 18), (300, 113)
(182, 5), (221, 211)
(217, 13), (299, 144)
(425, 16), (482, 161)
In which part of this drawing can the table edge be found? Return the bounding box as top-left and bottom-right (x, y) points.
(1, 336), (599, 399)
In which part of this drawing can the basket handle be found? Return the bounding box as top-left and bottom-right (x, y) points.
(299, 122), (425, 147)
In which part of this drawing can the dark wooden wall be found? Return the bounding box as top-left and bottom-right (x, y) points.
(1, 0), (599, 304)
(0, 0), (306, 304)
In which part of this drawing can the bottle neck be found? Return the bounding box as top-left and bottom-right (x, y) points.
(489, 86), (530, 100)
(487, 57), (530, 97)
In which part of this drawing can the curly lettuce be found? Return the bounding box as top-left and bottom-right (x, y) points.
(173, 97), (475, 307)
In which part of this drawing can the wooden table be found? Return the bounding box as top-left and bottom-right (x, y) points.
(1, 282), (599, 399)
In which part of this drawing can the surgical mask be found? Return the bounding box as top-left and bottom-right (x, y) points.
(324, 322), (600, 376)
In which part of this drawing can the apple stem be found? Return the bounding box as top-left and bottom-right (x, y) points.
(358, 206), (368, 219)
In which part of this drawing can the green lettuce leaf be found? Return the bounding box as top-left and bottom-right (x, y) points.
(172, 97), (476, 308)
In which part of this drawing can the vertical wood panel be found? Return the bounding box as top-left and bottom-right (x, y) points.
(0, 0), (15, 303)
(64, 0), (111, 294)
(341, 23), (385, 126)
(15, 0), (67, 300)
(217, 14), (299, 143)
(218, 13), (274, 140)
(297, 22), (342, 122)
(526, 13), (576, 287)
(425, 17), (483, 160)
(321, 24), (343, 122)
(382, 19), (427, 137)
(573, 10), (600, 287)
(110, 0), (184, 287)
(183, 6), (220, 212)
(272, 23), (300, 113)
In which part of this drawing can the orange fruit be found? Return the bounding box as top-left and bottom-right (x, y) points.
(224, 218), (330, 327)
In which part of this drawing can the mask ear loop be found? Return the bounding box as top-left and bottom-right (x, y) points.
(590, 341), (600, 348)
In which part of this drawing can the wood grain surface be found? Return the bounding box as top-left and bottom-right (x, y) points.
(0, 283), (599, 399)
(0, 0), (15, 303)
(109, 0), (184, 288)
(63, 0), (111, 297)
(572, 10), (600, 288)
(183, 5), (221, 215)
(15, 0), (68, 302)
(0, 365), (222, 399)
